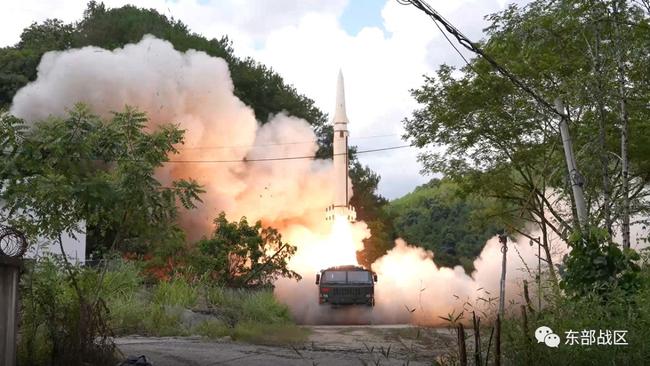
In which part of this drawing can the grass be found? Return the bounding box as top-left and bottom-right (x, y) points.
(18, 257), (307, 366)
(99, 261), (308, 343)
(501, 270), (650, 365)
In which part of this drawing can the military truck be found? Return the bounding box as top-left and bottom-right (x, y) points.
(315, 265), (377, 306)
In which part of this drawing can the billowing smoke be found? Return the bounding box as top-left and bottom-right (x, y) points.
(11, 35), (337, 236)
(11, 35), (570, 325)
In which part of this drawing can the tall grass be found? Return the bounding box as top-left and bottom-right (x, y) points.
(502, 270), (650, 365)
(151, 276), (198, 307)
(98, 261), (306, 343)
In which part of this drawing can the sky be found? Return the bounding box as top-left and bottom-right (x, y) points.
(0, 0), (530, 199)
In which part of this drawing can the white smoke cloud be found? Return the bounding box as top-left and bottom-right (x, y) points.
(10, 35), (575, 326)
(11, 36), (336, 238)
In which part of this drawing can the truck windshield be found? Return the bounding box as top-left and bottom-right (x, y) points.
(321, 271), (346, 283)
(321, 270), (372, 284)
(347, 271), (372, 283)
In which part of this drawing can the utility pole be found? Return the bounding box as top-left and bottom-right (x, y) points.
(613, 0), (631, 249)
(498, 233), (508, 318)
(555, 98), (588, 228)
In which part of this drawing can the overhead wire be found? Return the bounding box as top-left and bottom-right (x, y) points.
(164, 144), (413, 163)
(175, 133), (401, 150)
(397, 0), (566, 120)
(1, 143), (413, 163)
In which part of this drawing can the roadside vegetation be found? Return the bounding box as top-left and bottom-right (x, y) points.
(402, 0), (650, 364)
(19, 256), (307, 365)
(2, 105), (305, 365)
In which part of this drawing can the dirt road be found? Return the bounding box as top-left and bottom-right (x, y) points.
(116, 325), (457, 365)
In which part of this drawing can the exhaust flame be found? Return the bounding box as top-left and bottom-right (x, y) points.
(321, 215), (362, 268)
(9, 35), (567, 326)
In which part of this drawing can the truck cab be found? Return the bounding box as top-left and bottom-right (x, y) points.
(315, 265), (377, 306)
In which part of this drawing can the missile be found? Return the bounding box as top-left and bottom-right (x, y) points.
(326, 70), (356, 222)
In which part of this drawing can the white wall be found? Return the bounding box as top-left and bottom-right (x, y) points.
(1, 199), (86, 263)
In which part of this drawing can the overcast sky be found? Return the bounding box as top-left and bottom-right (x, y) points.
(1, 0), (530, 199)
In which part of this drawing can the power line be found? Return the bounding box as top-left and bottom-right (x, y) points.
(175, 133), (401, 150)
(164, 144), (413, 163)
(397, 0), (566, 120)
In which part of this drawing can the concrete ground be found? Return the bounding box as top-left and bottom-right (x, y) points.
(116, 325), (457, 366)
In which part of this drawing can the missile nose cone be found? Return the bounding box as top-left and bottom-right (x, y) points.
(333, 70), (349, 124)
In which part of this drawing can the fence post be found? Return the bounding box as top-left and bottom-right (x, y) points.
(0, 225), (28, 366)
(0, 256), (22, 366)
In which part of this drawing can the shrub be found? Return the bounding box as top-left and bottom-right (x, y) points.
(240, 290), (292, 324)
(561, 227), (641, 297)
(18, 256), (116, 366)
(503, 269), (650, 365)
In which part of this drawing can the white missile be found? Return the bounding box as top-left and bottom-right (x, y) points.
(326, 70), (356, 222)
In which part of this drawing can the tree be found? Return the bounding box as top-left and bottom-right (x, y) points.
(0, 104), (203, 365)
(195, 212), (300, 287)
(1, 2), (329, 136)
(386, 179), (501, 272)
(404, 0), (650, 278)
(1, 105), (203, 255)
(0, 19), (74, 107)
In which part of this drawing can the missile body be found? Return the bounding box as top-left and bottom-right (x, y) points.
(326, 71), (356, 222)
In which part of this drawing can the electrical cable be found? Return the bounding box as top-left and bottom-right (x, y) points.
(164, 144), (413, 163)
(175, 133), (400, 150)
(397, 0), (566, 119)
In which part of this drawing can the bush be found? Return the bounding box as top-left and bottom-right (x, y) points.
(561, 227), (641, 297)
(240, 290), (292, 324)
(108, 292), (148, 334)
(503, 269), (650, 365)
(18, 256), (117, 366)
(20, 255), (306, 357)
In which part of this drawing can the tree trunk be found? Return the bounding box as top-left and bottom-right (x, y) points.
(592, 23), (613, 234)
(614, 0), (631, 249)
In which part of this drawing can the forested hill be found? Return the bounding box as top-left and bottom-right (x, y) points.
(0, 1), (327, 134)
(386, 179), (501, 272)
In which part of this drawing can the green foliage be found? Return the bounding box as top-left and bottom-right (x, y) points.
(18, 256), (117, 366)
(152, 277), (199, 307)
(0, 19), (73, 106)
(15, 257), (301, 342)
(195, 212), (300, 287)
(193, 319), (230, 338)
(93, 260), (303, 342)
(0, 105), (203, 257)
(504, 270), (650, 365)
(561, 227), (641, 297)
(386, 179), (501, 271)
(350, 161), (397, 268)
(404, 0), (650, 240)
(0, 1), (328, 133)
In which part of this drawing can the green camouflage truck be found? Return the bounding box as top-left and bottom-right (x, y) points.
(315, 265), (377, 306)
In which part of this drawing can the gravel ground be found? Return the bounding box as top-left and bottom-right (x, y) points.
(116, 325), (457, 366)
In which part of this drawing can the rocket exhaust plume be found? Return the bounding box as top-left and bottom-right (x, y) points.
(10, 35), (561, 325)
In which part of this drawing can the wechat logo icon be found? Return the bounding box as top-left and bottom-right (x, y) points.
(535, 326), (560, 348)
